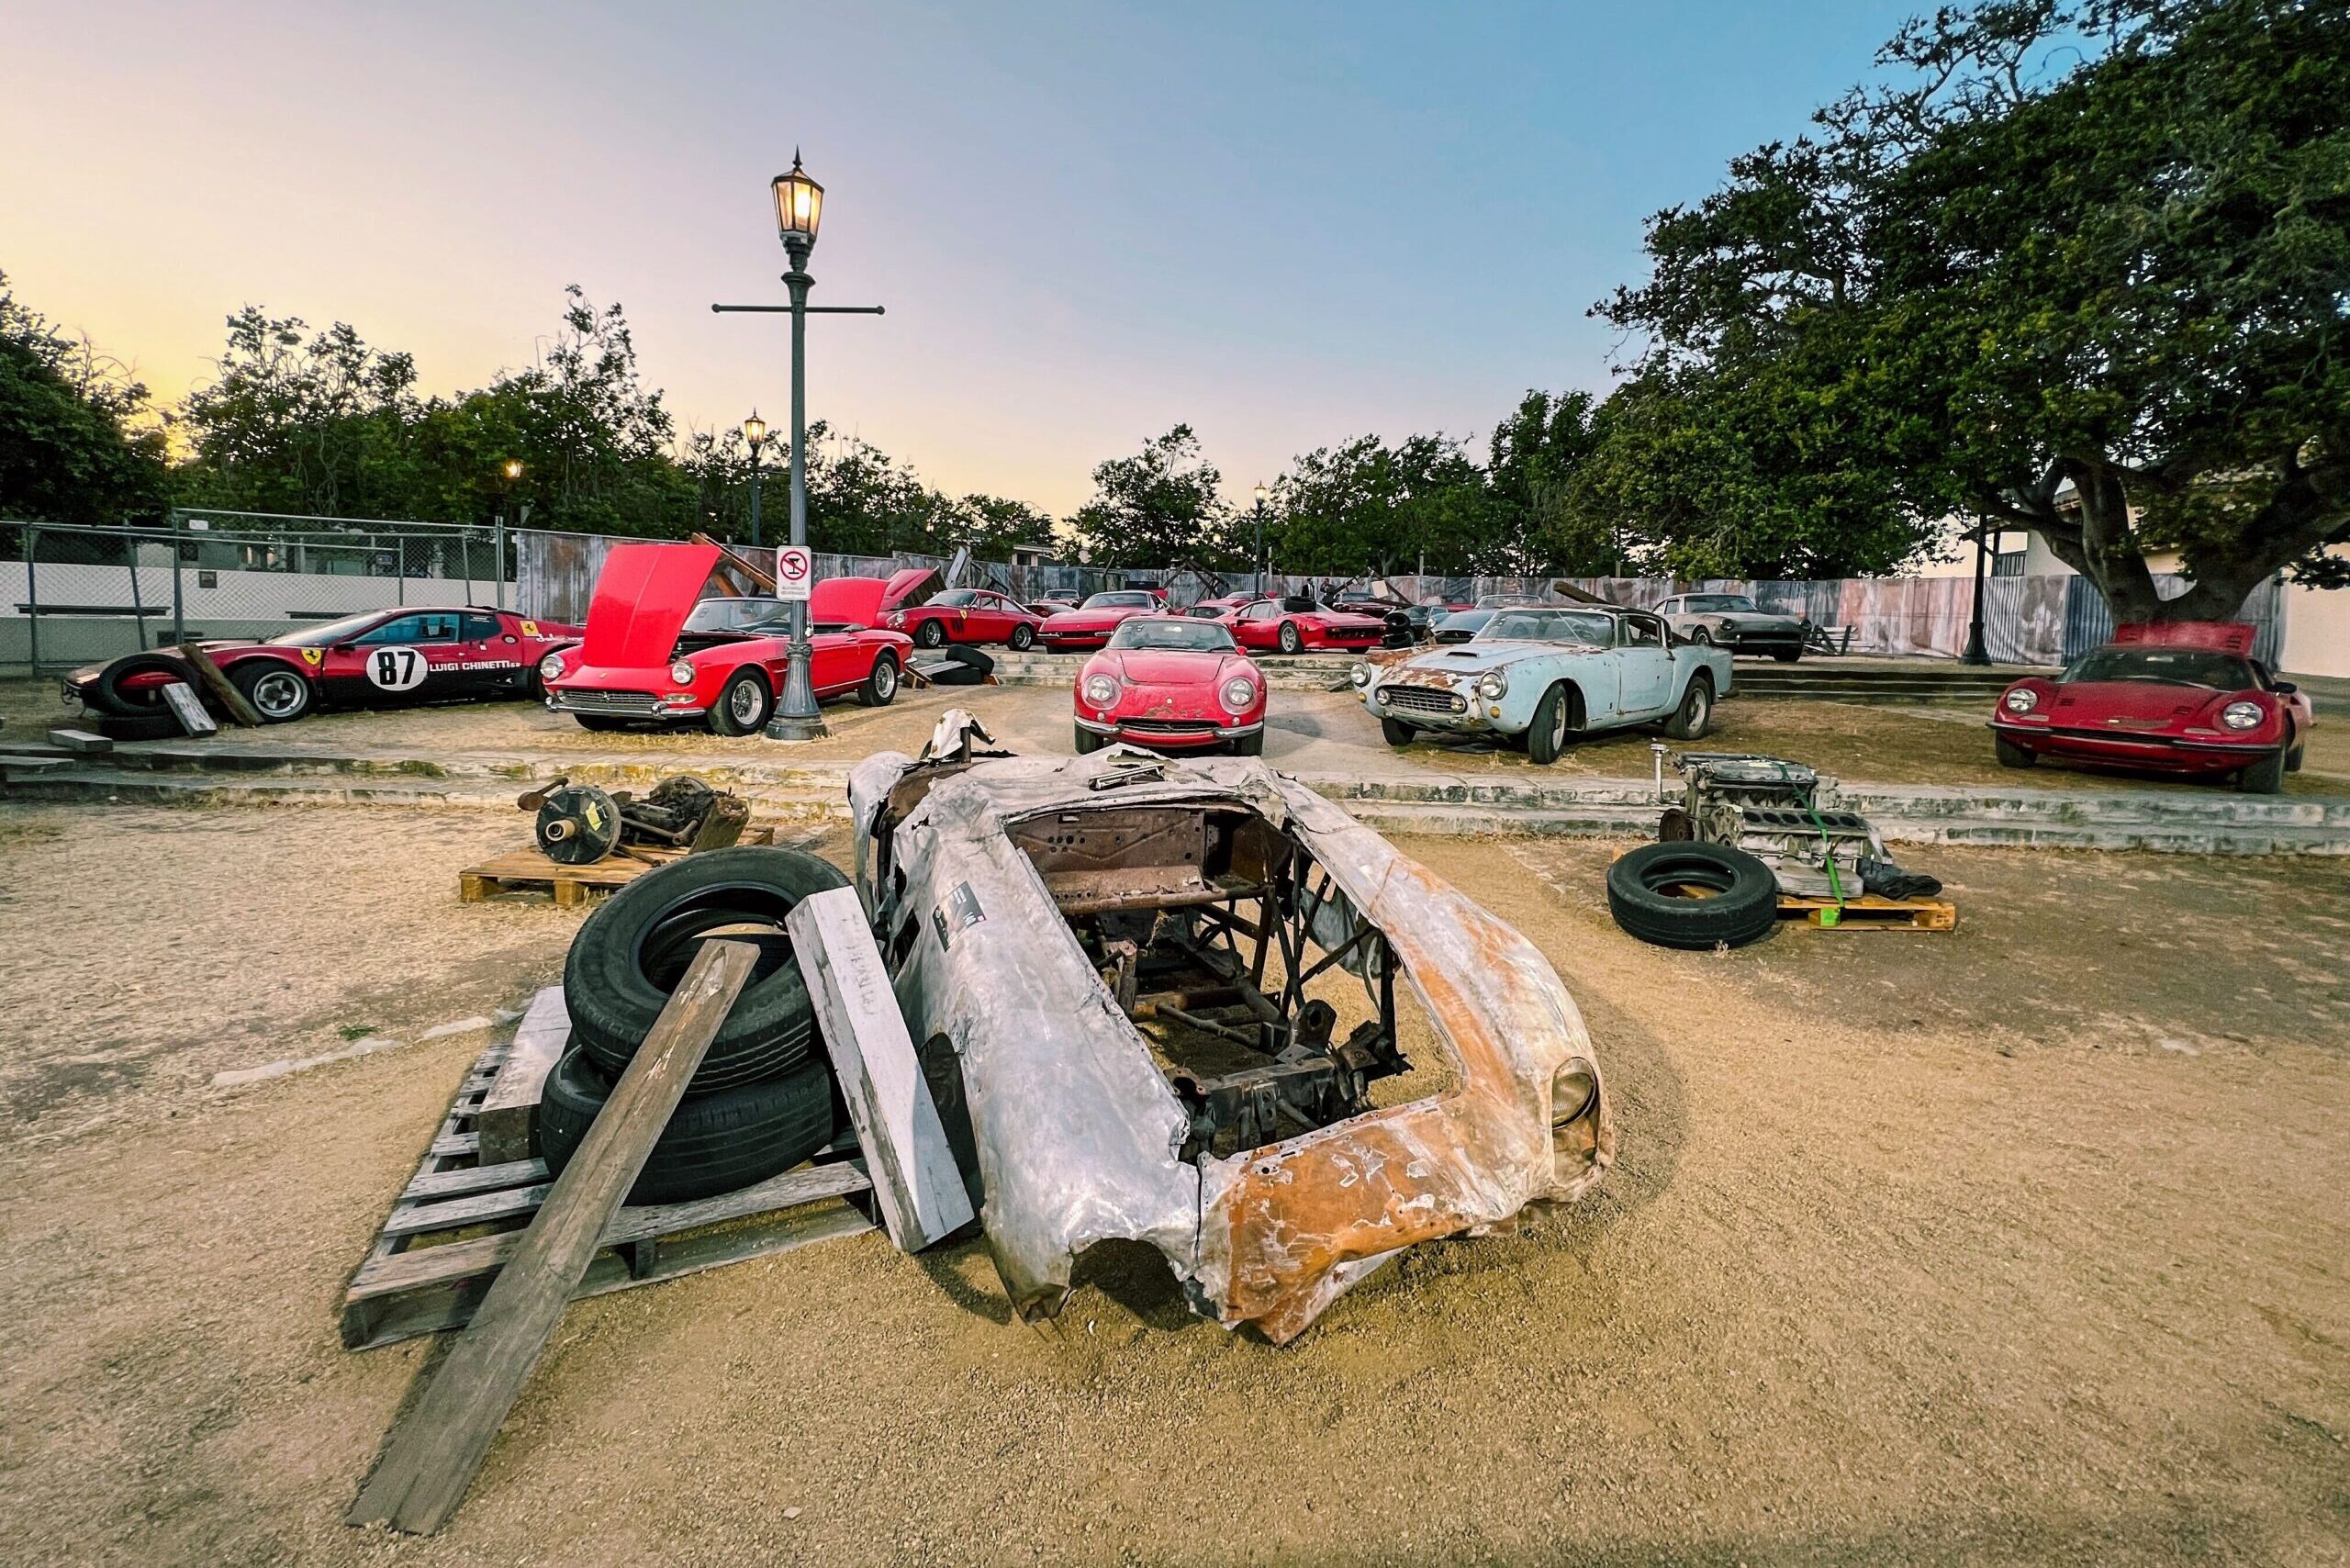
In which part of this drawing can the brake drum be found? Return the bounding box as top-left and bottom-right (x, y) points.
(535, 783), (622, 864)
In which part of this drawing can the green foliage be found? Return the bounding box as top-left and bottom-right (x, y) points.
(1068, 426), (1237, 568)
(0, 270), (170, 524)
(1272, 431), (1496, 577)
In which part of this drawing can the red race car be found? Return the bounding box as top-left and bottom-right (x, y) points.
(543, 542), (914, 734)
(1218, 595), (1389, 655)
(63, 605), (581, 725)
(1035, 588), (1169, 651)
(882, 578), (1048, 651)
(1073, 616), (1267, 756)
(1990, 622), (2314, 793)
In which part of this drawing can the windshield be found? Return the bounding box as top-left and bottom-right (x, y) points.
(1683, 595), (1759, 613)
(684, 598), (788, 633)
(1475, 610), (1615, 646)
(930, 588), (979, 608)
(1107, 619), (1237, 653)
(1081, 592), (1155, 610)
(268, 611), (390, 647)
(2064, 648), (2255, 689)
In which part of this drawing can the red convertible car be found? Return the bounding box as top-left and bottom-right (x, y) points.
(1990, 622), (2313, 793)
(1036, 589), (1170, 651)
(63, 606), (581, 725)
(1074, 616), (1267, 755)
(1217, 596), (1389, 655)
(542, 542), (913, 734)
(881, 581), (1047, 651)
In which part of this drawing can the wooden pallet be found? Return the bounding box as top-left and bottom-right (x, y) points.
(341, 1032), (875, 1350)
(1776, 891), (1958, 931)
(459, 825), (776, 905)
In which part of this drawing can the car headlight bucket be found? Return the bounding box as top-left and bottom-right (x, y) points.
(2003, 688), (2039, 713)
(1081, 673), (1120, 707)
(1349, 663), (1371, 689)
(1476, 670), (1508, 700)
(1220, 677), (1259, 714)
(537, 652), (566, 681)
(2221, 700), (2264, 731)
(669, 660), (696, 685)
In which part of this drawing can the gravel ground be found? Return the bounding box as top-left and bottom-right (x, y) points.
(0, 801), (2344, 1566)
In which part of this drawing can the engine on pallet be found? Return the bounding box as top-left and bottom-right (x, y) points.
(1658, 751), (1937, 901)
(518, 774), (752, 865)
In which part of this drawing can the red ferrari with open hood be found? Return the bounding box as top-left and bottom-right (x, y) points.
(543, 542), (914, 734)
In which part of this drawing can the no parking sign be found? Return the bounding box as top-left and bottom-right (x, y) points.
(776, 544), (813, 602)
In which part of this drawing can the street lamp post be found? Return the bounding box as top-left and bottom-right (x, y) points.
(1963, 518), (1994, 666)
(495, 459), (524, 610)
(742, 412), (768, 549)
(1252, 484), (1269, 596)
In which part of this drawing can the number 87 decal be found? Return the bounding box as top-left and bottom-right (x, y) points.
(365, 645), (427, 691)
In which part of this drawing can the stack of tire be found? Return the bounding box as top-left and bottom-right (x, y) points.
(533, 846), (849, 1204)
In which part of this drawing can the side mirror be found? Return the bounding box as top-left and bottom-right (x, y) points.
(2273, 680), (2298, 695)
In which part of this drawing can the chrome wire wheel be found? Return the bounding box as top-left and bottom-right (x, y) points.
(872, 658), (897, 701)
(729, 678), (766, 727)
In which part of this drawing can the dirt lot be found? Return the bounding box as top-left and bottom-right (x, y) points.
(1, 800), (2345, 1566)
(9, 675), (2344, 794)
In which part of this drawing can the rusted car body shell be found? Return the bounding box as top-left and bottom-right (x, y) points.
(846, 749), (1614, 1343)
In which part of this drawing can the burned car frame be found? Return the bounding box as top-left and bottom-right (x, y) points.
(846, 735), (1614, 1342)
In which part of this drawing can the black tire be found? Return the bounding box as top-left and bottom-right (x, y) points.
(857, 653), (900, 707)
(533, 1048), (836, 1205)
(1772, 648), (1801, 663)
(914, 619), (948, 649)
(707, 667), (773, 736)
(90, 710), (184, 741)
(563, 846), (848, 1089)
(1230, 729), (1264, 756)
(1009, 623), (1035, 652)
(1380, 716), (1416, 748)
(1688, 627), (1713, 647)
(1528, 683), (1574, 766)
(2237, 748), (2286, 794)
(1074, 723), (1106, 754)
(1606, 842), (1779, 950)
(2286, 740), (2305, 774)
(1994, 734), (2037, 768)
(227, 660), (314, 723)
(574, 714), (633, 733)
(93, 653), (196, 716)
(1278, 621), (1304, 655)
(1662, 673), (1713, 741)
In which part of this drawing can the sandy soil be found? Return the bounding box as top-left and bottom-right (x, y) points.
(0, 800), (2344, 1566)
(9, 675), (2344, 796)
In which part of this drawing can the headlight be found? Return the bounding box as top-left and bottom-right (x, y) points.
(537, 652), (565, 681)
(669, 660), (696, 686)
(1220, 676), (1259, 714)
(2221, 700), (2264, 730)
(1476, 669), (1508, 700)
(1349, 663), (1371, 689)
(1081, 673), (1120, 707)
(2003, 688), (2039, 713)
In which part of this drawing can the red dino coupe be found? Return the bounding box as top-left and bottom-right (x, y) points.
(542, 542), (914, 734)
(1035, 588), (1169, 651)
(1217, 596), (1388, 655)
(881, 577), (1048, 651)
(1073, 616), (1268, 756)
(1989, 622), (2314, 793)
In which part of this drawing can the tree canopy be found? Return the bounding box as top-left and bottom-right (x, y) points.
(0, 270), (169, 526)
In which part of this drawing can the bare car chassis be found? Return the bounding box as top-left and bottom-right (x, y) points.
(847, 735), (1614, 1342)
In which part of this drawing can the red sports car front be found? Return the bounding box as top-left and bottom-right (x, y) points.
(1989, 622), (2313, 793)
(1072, 617), (1268, 756)
(1037, 589), (1166, 651)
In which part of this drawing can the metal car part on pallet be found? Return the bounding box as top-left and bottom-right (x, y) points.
(1653, 748), (1936, 901)
(518, 774), (751, 865)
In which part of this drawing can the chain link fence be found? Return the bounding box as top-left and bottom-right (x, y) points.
(2, 512), (513, 675)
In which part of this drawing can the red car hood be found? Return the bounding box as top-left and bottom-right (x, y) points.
(1045, 607), (1138, 632)
(1110, 648), (1247, 686)
(583, 543), (722, 668)
(882, 567), (939, 614)
(2053, 680), (2235, 724)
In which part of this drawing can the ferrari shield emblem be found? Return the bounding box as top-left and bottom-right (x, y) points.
(300, 647), (323, 666)
(520, 620), (539, 637)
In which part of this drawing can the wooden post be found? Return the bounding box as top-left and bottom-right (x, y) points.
(346, 939), (758, 1535)
(176, 639), (263, 727)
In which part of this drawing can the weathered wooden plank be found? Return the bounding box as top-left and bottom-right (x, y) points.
(789, 888), (975, 1252)
(383, 1181), (554, 1239)
(428, 1130), (482, 1159)
(347, 939), (756, 1536)
(178, 640), (263, 726)
(400, 1158), (550, 1203)
(157, 681), (218, 736)
(46, 727), (111, 753)
(477, 986), (567, 1164)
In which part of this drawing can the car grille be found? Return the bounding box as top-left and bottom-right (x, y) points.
(555, 689), (662, 715)
(1118, 717), (1219, 734)
(1379, 684), (1467, 715)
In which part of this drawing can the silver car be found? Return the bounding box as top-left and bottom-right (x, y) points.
(1654, 593), (1807, 660)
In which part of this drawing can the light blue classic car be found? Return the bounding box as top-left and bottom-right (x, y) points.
(1353, 606), (1731, 763)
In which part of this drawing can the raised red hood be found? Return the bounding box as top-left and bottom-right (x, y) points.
(2111, 621), (2255, 655)
(583, 542), (722, 668)
(882, 567), (939, 614)
(810, 576), (885, 628)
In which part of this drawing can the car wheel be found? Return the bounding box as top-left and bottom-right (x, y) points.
(1279, 621), (1304, 655)
(707, 667), (772, 736)
(1993, 734), (2037, 768)
(1379, 716), (1416, 748)
(93, 653), (196, 715)
(1688, 627), (1713, 647)
(2286, 740), (2305, 773)
(1074, 724), (1105, 755)
(1772, 648), (1801, 663)
(575, 714), (633, 733)
(1009, 623), (1035, 652)
(914, 619), (947, 649)
(1230, 730), (1264, 756)
(230, 662), (313, 723)
(857, 653), (900, 707)
(563, 846), (849, 1089)
(2237, 748), (2287, 794)
(532, 1048), (835, 1205)
(1606, 842), (1779, 950)
(1662, 674), (1713, 741)
(1528, 683), (1573, 766)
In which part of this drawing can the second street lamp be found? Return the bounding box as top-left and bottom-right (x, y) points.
(742, 411), (768, 549)
(1252, 483), (1269, 595)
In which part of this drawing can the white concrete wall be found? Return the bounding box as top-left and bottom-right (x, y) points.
(2282, 547), (2350, 678)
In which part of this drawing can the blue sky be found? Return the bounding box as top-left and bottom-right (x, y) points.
(5, 0), (1920, 512)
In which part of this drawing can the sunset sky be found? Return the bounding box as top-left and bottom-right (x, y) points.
(6, 1), (1916, 516)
